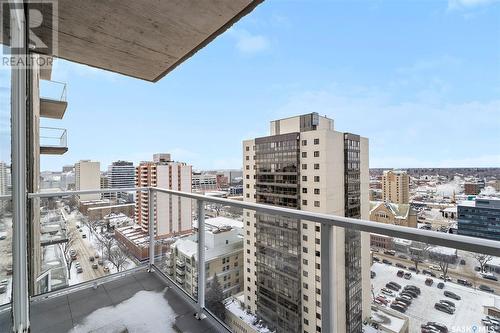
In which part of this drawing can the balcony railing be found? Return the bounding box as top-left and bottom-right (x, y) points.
(39, 127), (68, 154)
(2, 187), (499, 333)
(40, 80), (67, 102)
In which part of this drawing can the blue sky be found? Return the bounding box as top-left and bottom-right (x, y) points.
(2, 0), (500, 171)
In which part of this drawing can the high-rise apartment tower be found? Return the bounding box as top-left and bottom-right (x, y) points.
(242, 113), (371, 333)
(382, 170), (410, 204)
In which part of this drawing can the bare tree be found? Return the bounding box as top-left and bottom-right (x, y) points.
(473, 253), (493, 273)
(60, 229), (76, 279)
(108, 246), (129, 272)
(410, 244), (431, 272)
(95, 234), (116, 260)
(438, 259), (450, 280)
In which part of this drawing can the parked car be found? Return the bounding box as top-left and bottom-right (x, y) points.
(92, 263), (98, 269)
(439, 275), (451, 282)
(422, 269), (436, 277)
(373, 257), (380, 262)
(457, 279), (472, 287)
(426, 322), (449, 333)
(482, 273), (499, 281)
(397, 270), (404, 277)
(408, 267), (420, 273)
(77, 266), (83, 273)
(382, 259), (393, 265)
(375, 296), (389, 305)
(103, 266), (110, 273)
(371, 271), (376, 278)
(385, 284), (399, 292)
(479, 285), (495, 293)
(404, 285), (421, 294)
(459, 259), (466, 265)
(384, 250), (396, 256)
(94, 253), (100, 259)
(401, 290), (417, 299)
(396, 263), (406, 269)
(440, 300), (455, 308)
(89, 256), (95, 262)
(390, 303), (406, 313)
(437, 282), (445, 289)
(444, 291), (461, 300)
(434, 303), (454, 314)
(429, 265), (440, 271)
(82, 234), (87, 239)
(403, 272), (412, 280)
(395, 297), (411, 306)
(398, 254), (408, 260)
(0, 285), (6, 294)
(98, 259), (104, 266)
(425, 278), (434, 286)
(389, 281), (402, 289)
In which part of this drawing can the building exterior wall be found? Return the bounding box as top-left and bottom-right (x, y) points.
(458, 199), (500, 241)
(382, 170), (410, 204)
(135, 155), (192, 237)
(108, 161), (135, 202)
(75, 160), (101, 201)
(243, 113), (369, 333)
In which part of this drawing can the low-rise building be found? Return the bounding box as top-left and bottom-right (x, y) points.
(165, 217), (243, 299)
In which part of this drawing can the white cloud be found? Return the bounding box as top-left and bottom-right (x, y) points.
(227, 29), (270, 54)
(448, 0), (499, 10)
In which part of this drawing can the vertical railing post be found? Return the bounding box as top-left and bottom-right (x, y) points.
(11, 4), (30, 332)
(148, 188), (155, 270)
(196, 199), (205, 319)
(321, 223), (332, 333)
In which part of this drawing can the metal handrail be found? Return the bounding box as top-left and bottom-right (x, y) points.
(40, 127), (67, 147)
(41, 80), (67, 102)
(27, 186), (500, 257)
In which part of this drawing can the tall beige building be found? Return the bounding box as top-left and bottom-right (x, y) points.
(135, 153), (192, 237)
(242, 113), (371, 333)
(75, 160), (101, 201)
(382, 170), (410, 204)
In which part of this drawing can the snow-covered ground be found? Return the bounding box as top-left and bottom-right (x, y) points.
(372, 262), (500, 333)
(70, 288), (176, 333)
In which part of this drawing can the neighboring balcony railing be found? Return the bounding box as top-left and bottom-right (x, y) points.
(2, 187), (497, 333)
(40, 80), (67, 102)
(39, 127), (68, 155)
(39, 80), (68, 119)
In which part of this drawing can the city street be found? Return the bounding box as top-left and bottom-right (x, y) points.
(61, 209), (106, 283)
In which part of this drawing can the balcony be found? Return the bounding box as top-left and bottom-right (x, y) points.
(39, 81), (68, 119)
(39, 127), (68, 155)
(1, 187), (499, 333)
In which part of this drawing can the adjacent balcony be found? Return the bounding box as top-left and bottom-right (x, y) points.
(39, 127), (68, 155)
(40, 81), (68, 120)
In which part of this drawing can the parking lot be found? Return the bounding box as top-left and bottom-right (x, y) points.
(371, 262), (500, 332)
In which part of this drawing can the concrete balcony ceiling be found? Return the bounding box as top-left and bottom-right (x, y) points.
(28, 0), (263, 82)
(40, 98), (67, 119)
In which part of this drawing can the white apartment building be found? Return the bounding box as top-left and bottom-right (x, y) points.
(192, 172), (217, 192)
(166, 217), (244, 299)
(75, 160), (101, 201)
(382, 170), (410, 204)
(108, 160), (135, 202)
(135, 153), (192, 237)
(242, 113), (371, 333)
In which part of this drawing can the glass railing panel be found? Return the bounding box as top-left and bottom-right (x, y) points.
(369, 234), (500, 333)
(32, 190), (143, 295)
(0, 197), (12, 306)
(152, 191), (197, 302)
(202, 201), (245, 329)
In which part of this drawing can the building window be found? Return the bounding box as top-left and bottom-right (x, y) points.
(314, 201), (320, 207)
(302, 200), (308, 205)
(302, 188), (308, 194)
(303, 247), (308, 253)
(246, 156), (249, 160)
(314, 138), (319, 144)
(314, 188), (320, 194)
(303, 223), (308, 229)
(314, 151), (320, 157)
(303, 235), (308, 241)
(314, 163), (320, 170)
(302, 164), (308, 170)
(303, 271), (308, 277)
(302, 175), (307, 181)
(315, 251), (320, 257)
(314, 176), (320, 182)
(303, 258), (308, 265)
(302, 140), (307, 146)
(302, 152), (307, 158)
(246, 146), (250, 151)
(245, 165), (249, 170)
(304, 294), (309, 301)
(315, 238), (320, 245)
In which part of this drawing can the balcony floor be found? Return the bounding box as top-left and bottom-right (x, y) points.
(0, 270), (219, 333)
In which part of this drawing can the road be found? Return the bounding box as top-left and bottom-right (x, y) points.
(61, 209), (106, 283)
(373, 251), (500, 293)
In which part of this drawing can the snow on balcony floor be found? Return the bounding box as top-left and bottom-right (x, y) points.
(26, 270), (219, 333)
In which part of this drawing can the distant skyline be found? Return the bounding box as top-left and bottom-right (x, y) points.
(1, 0), (499, 171)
